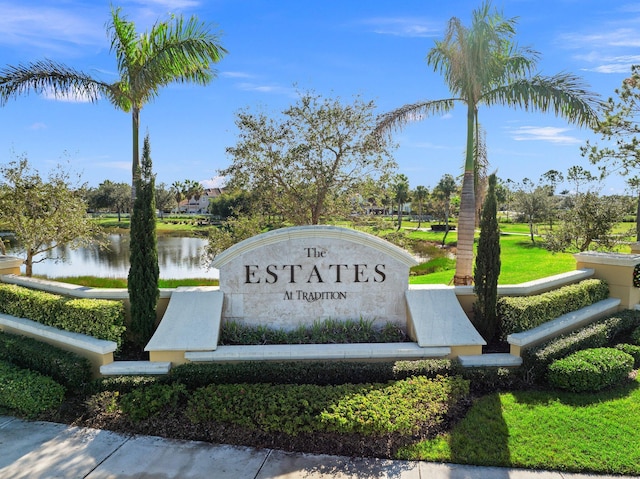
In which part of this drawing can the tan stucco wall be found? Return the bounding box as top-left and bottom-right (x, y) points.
(0, 256), (22, 276)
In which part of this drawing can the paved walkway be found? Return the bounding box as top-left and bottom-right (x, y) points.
(1, 416), (635, 479)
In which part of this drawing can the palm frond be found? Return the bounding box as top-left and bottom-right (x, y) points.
(0, 59), (108, 106)
(374, 98), (458, 137)
(484, 72), (603, 128)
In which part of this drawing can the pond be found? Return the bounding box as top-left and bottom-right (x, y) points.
(4, 234), (219, 279)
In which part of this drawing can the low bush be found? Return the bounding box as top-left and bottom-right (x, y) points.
(522, 309), (640, 384)
(498, 279), (609, 339)
(168, 359), (459, 389)
(0, 332), (92, 392)
(91, 375), (160, 395)
(220, 318), (408, 345)
(548, 348), (634, 392)
(0, 284), (126, 346)
(632, 325), (640, 345)
(120, 383), (187, 421)
(0, 360), (65, 418)
(615, 343), (640, 368)
(185, 375), (469, 437)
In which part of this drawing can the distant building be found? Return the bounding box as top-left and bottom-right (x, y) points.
(178, 187), (225, 214)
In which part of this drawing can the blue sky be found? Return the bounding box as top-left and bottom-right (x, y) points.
(0, 0), (638, 195)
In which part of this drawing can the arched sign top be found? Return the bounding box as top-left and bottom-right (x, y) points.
(211, 225), (418, 269)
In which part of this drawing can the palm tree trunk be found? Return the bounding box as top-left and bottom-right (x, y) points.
(454, 106), (477, 286)
(131, 107), (140, 204)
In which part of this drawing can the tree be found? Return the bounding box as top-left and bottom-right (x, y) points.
(375, 1), (600, 285)
(473, 173), (501, 342)
(0, 158), (103, 276)
(171, 181), (185, 213)
(582, 65), (640, 241)
(0, 7), (227, 202)
(223, 91), (397, 225)
(128, 134), (159, 347)
(183, 179), (205, 213)
(545, 192), (625, 252)
(392, 174), (410, 231)
(413, 185), (429, 229)
(88, 180), (131, 221)
(433, 174), (458, 245)
(155, 183), (175, 218)
(514, 178), (550, 243)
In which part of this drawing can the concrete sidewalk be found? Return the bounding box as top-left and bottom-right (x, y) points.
(0, 416), (634, 479)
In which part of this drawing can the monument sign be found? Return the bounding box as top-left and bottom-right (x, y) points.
(211, 226), (418, 330)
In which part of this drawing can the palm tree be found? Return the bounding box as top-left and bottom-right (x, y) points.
(413, 185), (428, 229)
(171, 181), (185, 213)
(375, 1), (600, 285)
(433, 174), (458, 246)
(393, 174), (410, 231)
(0, 7), (226, 201)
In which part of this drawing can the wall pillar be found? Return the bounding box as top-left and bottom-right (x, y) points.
(574, 252), (640, 310)
(0, 256), (22, 276)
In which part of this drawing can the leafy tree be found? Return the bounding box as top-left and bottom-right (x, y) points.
(205, 214), (265, 260)
(582, 64), (640, 240)
(545, 192), (625, 252)
(222, 90), (396, 225)
(514, 178), (550, 243)
(208, 189), (256, 219)
(392, 174), (410, 231)
(128, 135), (159, 347)
(473, 173), (501, 342)
(433, 174), (458, 245)
(375, 1), (600, 285)
(155, 183), (175, 218)
(0, 158), (103, 276)
(88, 180), (131, 221)
(0, 7), (226, 201)
(413, 185), (429, 229)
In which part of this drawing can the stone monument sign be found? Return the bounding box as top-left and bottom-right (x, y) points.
(211, 226), (418, 330)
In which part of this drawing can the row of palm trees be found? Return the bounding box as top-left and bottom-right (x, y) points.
(0, 2), (602, 286)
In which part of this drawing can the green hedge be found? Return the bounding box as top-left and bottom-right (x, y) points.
(0, 284), (126, 346)
(522, 309), (640, 384)
(167, 359), (461, 389)
(548, 348), (634, 392)
(0, 332), (92, 392)
(183, 375), (469, 436)
(0, 360), (65, 417)
(615, 343), (640, 368)
(498, 279), (609, 339)
(632, 325), (640, 345)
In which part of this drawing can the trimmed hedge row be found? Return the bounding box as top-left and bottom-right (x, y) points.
(0, 283), (126, 346)
(498, 279), (609, 338)
(165, 359), (461, 389)
(522, 309), (640, 383)
(548, 348), (634, 392)
(0, 331), (92, 392)
(0, 360), (65, 417)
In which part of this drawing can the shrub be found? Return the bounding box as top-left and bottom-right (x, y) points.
(0, 284), (126, 346)
(615, 343), (640, 368)
(168, 359), (458, 389)
(522, 309), (640, 384)
(120, 383), (187, 421)
(632, 325), (640, 345)
(0, 332), (92, 392)
(498, 279), (609, 339)
(91, 375), (160, 395)
(0, 360), (65, 417)
(548, 348), (633, 392)
(185, 375), (469, 437)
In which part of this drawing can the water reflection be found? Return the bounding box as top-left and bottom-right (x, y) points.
(5, 234), (218, 279)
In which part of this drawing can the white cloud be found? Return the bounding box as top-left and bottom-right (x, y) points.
(29, 122), (47, 130)
(509, 126), (582, 145)
(41, 86), (97, 103)
(95, 161), (131, 171)
(359, 17), (439, 38)
(201, 176), (226, 188)
(221, 71), (253, 79)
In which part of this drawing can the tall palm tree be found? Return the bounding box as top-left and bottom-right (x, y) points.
(413, 185), (428, 229)
(375, 1), (600, 285)
(0, 7), (226, 201)
(393, 174), (410, 231)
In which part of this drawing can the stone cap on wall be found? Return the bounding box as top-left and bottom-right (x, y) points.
(211, 225), (418, 269)
(574, 251), (640, 267)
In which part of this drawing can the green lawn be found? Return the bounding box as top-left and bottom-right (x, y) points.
(398, 378), (640, 476)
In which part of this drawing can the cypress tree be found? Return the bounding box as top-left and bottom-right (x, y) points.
(473, 173), (501, 343)
(128, 134), (159, 347)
